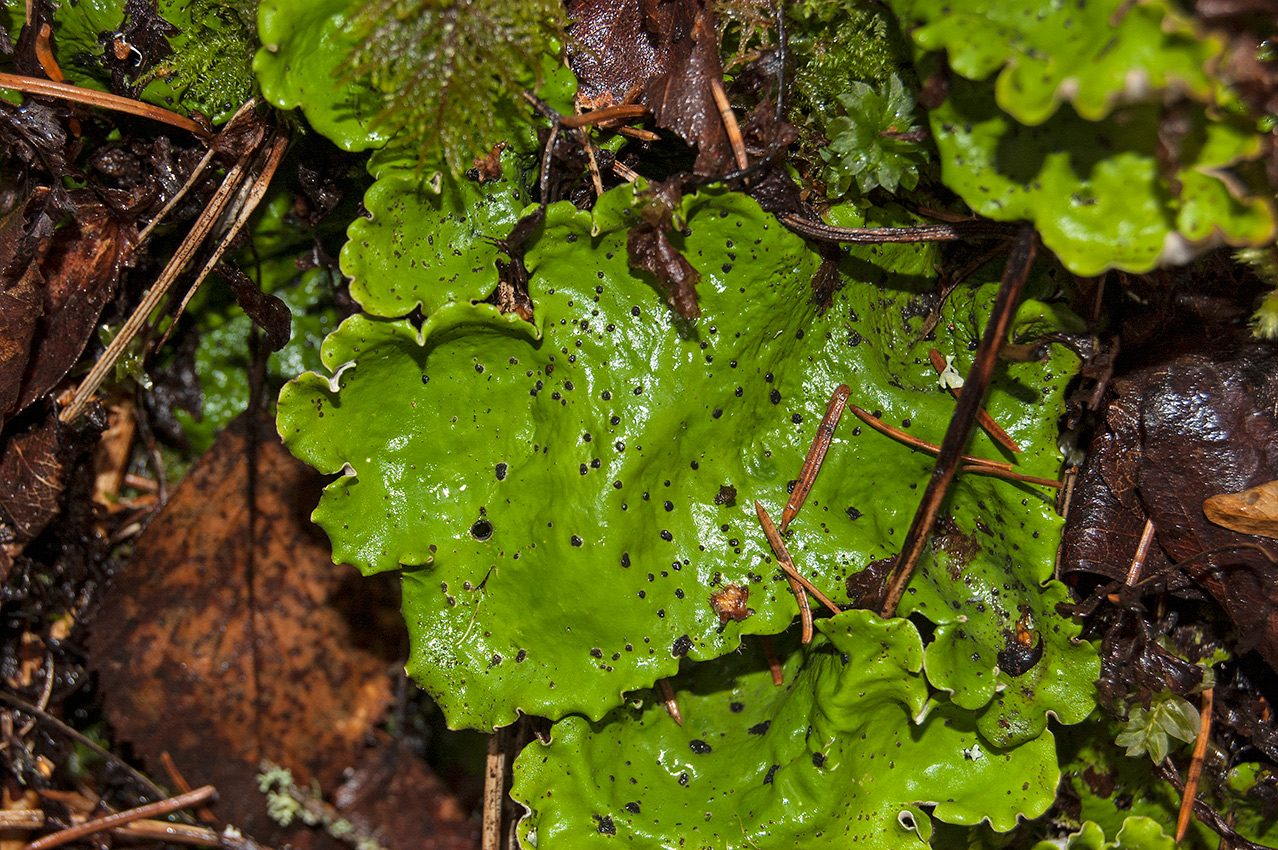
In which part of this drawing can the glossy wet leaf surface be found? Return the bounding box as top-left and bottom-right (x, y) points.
(255, 0), (390, 152)
(927, 75), (1274, 277)
(278, 184), (1093, 732)
(513, 610), (1060, 849)
(340, 147), (531, 318)
(1033, 818), (1176, 850)
(888, 0), (1221, 126)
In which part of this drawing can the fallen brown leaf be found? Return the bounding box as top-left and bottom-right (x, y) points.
(0, 188), (136, 430)
(90, 418), (424, 846)
(0, 414), (65, 580)
(1063, 349), (1278, 671)
(626, 178), (701, 318)
(568, 0), (735, 174)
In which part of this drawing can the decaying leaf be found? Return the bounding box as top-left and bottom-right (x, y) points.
(0, 200), (45, 428)
(1204, 480), (1278, 539)
(0, 188), (137, 429)
(568, 0), (734, 174)
(0, 414), (65, 578)
(625, 178), (701, 318)
(1063, 348), (1278, 671)
(91, 418), (395, 843)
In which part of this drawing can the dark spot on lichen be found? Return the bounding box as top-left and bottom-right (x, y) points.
(748, 720), (770, 735)
(594, 815), (616, 835)
(690, 739), (712, 754)
(672, 634), (693, 657)
(715, 485), (737, 506)
(470, 518), (493, 541)
(495, 462), (508, 481)
(997, 632), (1043, 677)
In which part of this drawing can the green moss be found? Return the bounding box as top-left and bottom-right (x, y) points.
(344, 0), (566, 170)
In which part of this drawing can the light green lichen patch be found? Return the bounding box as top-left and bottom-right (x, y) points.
(888, 0), (1222, 126)
(340, 146), (532, 318)
(255, 0), (389, 151)
(513, 610), (1060, 849)
(277, 184), (1091, 731)
(928, 75), (1273, 277)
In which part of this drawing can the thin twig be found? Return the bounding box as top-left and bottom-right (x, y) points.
(758, 635), (784, 686)
(780, 212), (1015, 244)
(756, 501), (841, 618)
(582, 135), (604, 198)
(612, 160), (640, 183)
(880, 225), (1038, 618)
(0, 810), (225, 847)
(558, 104), (649, 128)
(927, 349), (1021, 453)
(709, 77), (748, 170)
(15, 653), (52, 737)
(156, 131), (290, 351)
(23, 786), (215, 850)
(772, 0), (788, 121)
(657, 678), (683, 725)
(0, 692), (172, 804)
(1126, 520), (1156, 585)
(0, 811), (44, 829)
(616, 126), (660, 142)
(92, 817), (225, 847)
(0, 72), (208, 137)
(957, 465), (1063, 490)
(1156, 761), (1270, 850)
(1177, 687), (1214, 842)
(782, 384), (849, 532)
(848, 405), (1012, 471)
(161, 751), (219, 825)
(483, 728), (509, 850)
(59, 140), (262, 424)
(136, 146), (218, 246)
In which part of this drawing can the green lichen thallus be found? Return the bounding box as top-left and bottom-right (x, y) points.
(759, 264), (1066, 640)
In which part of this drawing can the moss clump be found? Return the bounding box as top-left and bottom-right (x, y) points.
(344, 0), (565, 171)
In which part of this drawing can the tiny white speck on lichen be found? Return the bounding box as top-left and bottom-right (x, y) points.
(937, 355), (964, 390)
